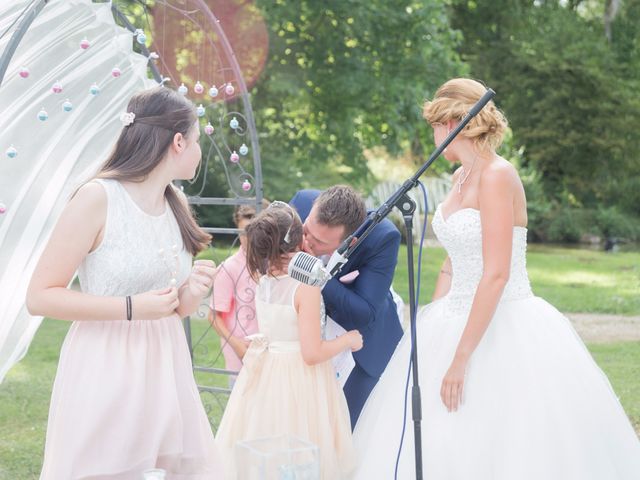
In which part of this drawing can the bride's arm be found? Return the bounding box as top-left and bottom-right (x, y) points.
(441, 165), (517, 412)
(432, 256), (452, 301)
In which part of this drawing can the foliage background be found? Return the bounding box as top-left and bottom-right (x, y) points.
(114, 0), (640, 243)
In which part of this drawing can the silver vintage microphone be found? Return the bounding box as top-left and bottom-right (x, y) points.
(287, 251), (332, 287)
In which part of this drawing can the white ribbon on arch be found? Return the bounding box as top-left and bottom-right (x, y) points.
(0, 0), (157, 382)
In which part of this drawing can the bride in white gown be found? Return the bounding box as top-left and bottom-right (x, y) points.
(353, 78), (640, 479)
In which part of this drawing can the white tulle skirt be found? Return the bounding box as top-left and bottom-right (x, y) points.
(353, 296), (640, 480)
(40, 315), (222, 479)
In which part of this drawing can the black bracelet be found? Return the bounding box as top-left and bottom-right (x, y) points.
(126, 295), (132, 321)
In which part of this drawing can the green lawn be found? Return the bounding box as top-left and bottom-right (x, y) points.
(1, 244), (639, 478)
(205, 243), (640, 315)
(1, 319), (638, 479)
(0, 319), (66, 480)
(394, 244), (640, 315)
(526, 245), (640, 315)
(589, 342), (640, 433)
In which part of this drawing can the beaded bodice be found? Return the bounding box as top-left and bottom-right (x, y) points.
(432, 204), (533, 315)
(77, 179), (191, 297)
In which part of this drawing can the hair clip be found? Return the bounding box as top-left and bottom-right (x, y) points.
(120, 112), (135, 126)
(268, 200), (294, 244)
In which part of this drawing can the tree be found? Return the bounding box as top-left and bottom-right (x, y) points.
(451, 1), (640, 212)
(113, 0), (464, 228)
(252, 0), (465, 198)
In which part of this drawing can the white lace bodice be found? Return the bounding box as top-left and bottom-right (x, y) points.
(432, 204), (533, 315)
(77, 179), (191, 297)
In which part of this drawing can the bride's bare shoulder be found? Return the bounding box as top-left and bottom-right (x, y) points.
(480, 156), (521, 189)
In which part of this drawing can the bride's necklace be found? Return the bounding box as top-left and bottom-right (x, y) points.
(457, 154), (478, 194)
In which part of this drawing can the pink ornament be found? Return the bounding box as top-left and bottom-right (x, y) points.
(80, 38), (90, 50)
(19, 67), (29, 78)
(52, 81), (62, 94)
(111, 67), (121, 78)
(225, 83), (235, 95)
(241, 180), (252, 192)
(194, 81), (204, 94)
(230, 151), (240, 163)
(204, 123), (214, 135)
(0, 203), (6, 214)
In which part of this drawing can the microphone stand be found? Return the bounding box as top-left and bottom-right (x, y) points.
(329, 89), (496, 480)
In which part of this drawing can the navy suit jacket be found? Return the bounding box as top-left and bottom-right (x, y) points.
(290, 189), (403, 378)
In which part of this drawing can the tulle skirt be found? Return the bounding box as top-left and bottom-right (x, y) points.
(40, 315), (222, 479)
(353, 296), (640, 479)
(216, 338), (356, 479)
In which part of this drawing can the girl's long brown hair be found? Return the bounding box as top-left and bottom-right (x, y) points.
(94, 86), (210, 255)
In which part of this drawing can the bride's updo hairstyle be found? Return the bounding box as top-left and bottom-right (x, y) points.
(423, 78), (508, 151)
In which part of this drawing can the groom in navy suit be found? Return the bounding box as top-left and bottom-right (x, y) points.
(290, 185), (403, 429)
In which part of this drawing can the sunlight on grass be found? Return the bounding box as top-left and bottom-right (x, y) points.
(528, 269), (621, 287)
(394, 244), (640, 315)
(1, 363), (29, 383)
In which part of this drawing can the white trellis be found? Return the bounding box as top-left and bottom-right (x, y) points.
(366, 175), (452, 242)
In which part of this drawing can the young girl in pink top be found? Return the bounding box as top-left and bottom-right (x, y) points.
(209, 204), (264, 385)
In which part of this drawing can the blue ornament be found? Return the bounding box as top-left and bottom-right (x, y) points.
(136, 30), (147, 45)
(208, 86), (218, 97)
(229, 117), (239, 130)
(178, 83), (188, 96)
(6, 145), (17, 158)
(37, 108), (48, 121)
(62, 99), (73, 112)
(90, 83), (100, 95)
(196, 104), (206, 117)
(239, 143), (249, 156)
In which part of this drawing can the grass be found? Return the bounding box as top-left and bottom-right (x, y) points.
(1, 244), (638, 478)
(589, 342), (640, 433)
(526, 245), (640, 315)
(394, 244), (640, 315)
(1, 319), (638, 479)
(201, 243), (640, 315)
(0, 319), (66, 480)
